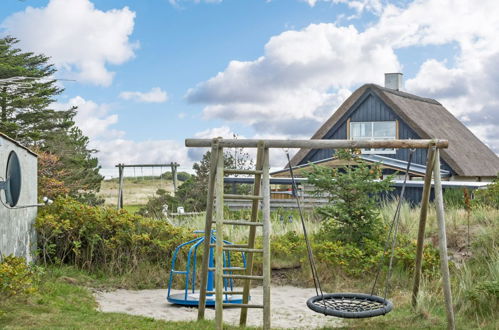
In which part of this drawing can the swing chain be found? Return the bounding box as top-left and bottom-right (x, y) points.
(371, 148), (415, 298)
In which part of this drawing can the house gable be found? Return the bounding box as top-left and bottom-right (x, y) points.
(299, 88), (453, 174)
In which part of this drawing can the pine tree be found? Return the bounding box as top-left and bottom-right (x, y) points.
(0, 36), (103, 203)
(0, 36), (72, 144)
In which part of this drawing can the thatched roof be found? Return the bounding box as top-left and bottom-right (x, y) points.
(290, 84), (499, 177)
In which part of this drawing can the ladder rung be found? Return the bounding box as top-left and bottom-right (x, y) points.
(206, 291), (245, 295)
(223, 247), (263, 253)
(224, 194), (262, 200)
(224, 169), (263, 175)
(222, 303), (264, 308)
(222, 274), (263, 280)
(214, 220), (263, 226)
(209, 243), (248, 248)
(208, 267), (246, 271)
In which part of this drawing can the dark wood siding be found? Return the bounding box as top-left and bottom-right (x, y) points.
(300, 90), (453, 173)
(298, 89), (457, 204)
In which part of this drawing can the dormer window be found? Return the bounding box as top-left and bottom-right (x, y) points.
(350, 121), (397, 154)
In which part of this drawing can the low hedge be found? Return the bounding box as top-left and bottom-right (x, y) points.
(36, 197), (188, 274)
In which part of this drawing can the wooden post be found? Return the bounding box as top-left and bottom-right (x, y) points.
(197, 140), (220, 320)
(433, 149), (456, 330)
(262, 146), (271, 330)
(239, 143), (265, 326)
(117, 164), (124, 210)
(172, 162), (178, 196)
(412, 146), (436, 306)
(214, 144), (225, 330)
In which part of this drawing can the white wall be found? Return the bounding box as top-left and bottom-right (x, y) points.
(0, 135), (37, 262)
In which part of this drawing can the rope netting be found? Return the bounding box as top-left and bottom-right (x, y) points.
(307, 293), (393, 318)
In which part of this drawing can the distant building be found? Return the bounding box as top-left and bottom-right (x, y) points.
(0, 132), (38, 262)
(273, 73), (499, 203)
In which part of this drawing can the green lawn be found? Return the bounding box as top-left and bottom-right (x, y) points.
(0, 267), (249, 330)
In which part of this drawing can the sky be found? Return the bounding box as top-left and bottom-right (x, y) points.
(1, 0), (498, 177)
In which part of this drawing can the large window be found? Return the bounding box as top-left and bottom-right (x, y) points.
(350, 121), (397, 154)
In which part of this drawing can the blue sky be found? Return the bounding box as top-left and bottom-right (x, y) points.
(1, 0), (498, 176)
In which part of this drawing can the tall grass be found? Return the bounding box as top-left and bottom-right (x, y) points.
(172, 203), (499, 327)
(171, 209), (322, 243)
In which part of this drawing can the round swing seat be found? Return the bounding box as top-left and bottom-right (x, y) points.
(307, 293), (393, 319)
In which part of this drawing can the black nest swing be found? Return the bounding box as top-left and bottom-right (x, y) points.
(285, 149), (415, 319)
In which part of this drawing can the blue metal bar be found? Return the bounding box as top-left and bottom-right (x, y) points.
(167, 236), (202, 299)
(191, 238), (204, 293)
(185, 239), (201, 300)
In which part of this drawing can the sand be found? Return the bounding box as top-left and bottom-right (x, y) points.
(95, 286), (343, 329)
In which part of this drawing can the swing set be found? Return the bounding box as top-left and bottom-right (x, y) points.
(115, 162), (180, 209)
(185, 137), (455, 330)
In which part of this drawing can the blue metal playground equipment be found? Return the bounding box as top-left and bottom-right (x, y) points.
(167, 230), (247, 306)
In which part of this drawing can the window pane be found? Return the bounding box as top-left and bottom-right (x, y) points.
(351, 122), (372, 139)
(373, 122), (396, 138)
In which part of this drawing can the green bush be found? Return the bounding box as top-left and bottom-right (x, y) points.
(474, 175), (499, 208)
(270, 231), (305, 268)
(312, 234), (439, 277)
(36, 197), (188, 275)
(306, 149), (393, 246)
(138, 189), (178, 219)
(0, 256), (39, 299)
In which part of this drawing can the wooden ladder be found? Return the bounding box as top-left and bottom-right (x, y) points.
(197, 140), (271, 330)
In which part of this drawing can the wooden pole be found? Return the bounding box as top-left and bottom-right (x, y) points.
(433, 149), (456, 330)
(172, 162), (178, 196)
(197, 140), (220, 320)
(239, 142), (265, 326)
(214, 144), (225, 330)
(412, 146), (436, 306)
(117, 164), (124, 210)
(186, 138), (448, 149)
(262, 146), (271, 330)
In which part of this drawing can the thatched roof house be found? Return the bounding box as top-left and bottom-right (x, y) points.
(287, 74), (499, 181)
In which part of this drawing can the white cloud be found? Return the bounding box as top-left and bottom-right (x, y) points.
(194, 126), (237, 139)
(54, 96), (191, 170)
(304, 0), (384, 14)
(2, 0), (137, 86)
(119, 87), (169, 103)
(169, 0), (222, 6)
(187, 23), (400, 136)
(54, 96), (121, 140)
(95, 138), (190, 171)
(187, 0), (499, 153)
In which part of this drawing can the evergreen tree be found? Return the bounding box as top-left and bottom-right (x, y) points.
(0, 36), (103, 202)
(0, 36), (71, 144)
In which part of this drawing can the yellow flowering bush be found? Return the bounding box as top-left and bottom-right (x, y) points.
(36, 197), (188, 274)
(0, 256), (39, 300)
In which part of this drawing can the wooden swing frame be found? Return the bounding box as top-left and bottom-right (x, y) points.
(185, 138), (456, 330)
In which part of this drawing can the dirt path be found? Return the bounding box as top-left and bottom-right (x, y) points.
(95, 285), (343, 329)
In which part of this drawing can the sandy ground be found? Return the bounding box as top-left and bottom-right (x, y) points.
(95, 286), (343, 329)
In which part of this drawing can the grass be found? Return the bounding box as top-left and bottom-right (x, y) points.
(0, 266), (252, 330)
(174, 209), (322, 243)
(98, 177), (174, 206)
(2, 203), (497, 329)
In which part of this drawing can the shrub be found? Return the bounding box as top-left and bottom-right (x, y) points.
(306, 149), (393, 246)
(270, 231), (305, 268)
(0, 256), (39, 299)
(312, 234), (439, 277)
(474, 175), (499, 208)
(36, 197), (188, 275)
(138, 189), (178, 219)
